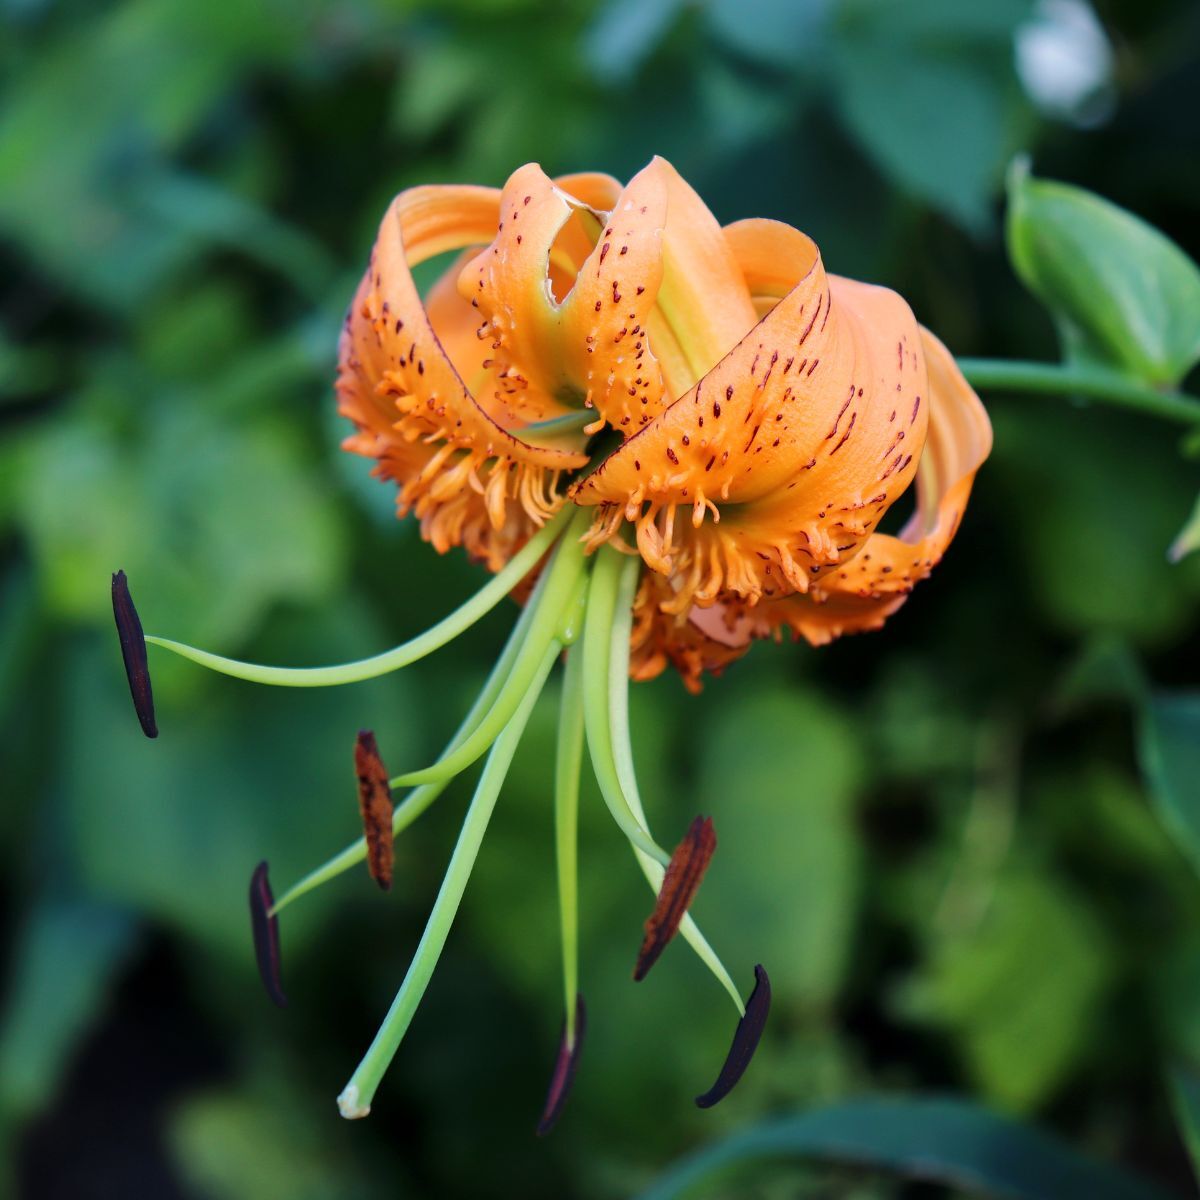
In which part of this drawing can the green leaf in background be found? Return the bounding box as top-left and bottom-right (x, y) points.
(0, 897), (139, 1124)
(989, 406), (1200, 645)
(171, 1081), (386, 1200)
(1006, 160), (1200, 388)
(695, 685), (864, 1009)
(1168, 1065), (1200, 1190)
(1138, 691), (1200, 876)
(904, 870), (1109, 1112)
(830, 0), (1031, 231)
(12, 404), (344, 649)
(636, 1097), (1170, 1200)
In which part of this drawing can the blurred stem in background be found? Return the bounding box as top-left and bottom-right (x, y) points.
(961, 359), (1200, 425)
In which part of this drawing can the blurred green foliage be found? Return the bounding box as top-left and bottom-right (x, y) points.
(1, 0), (1199, 1197)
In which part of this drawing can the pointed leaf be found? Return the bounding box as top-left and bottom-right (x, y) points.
(637, 1097), (1170, 1200)
(1007, 162), (1200, 387)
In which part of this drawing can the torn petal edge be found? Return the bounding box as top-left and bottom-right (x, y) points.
(634, 815), (716, 981)
(249, 861), (287, 1008)
(536, 993), (586, 1136)
(111, 570), (157, 738)
(695, 963), (769, 1108)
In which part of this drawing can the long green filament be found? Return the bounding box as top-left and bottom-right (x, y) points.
(607, 554), (745, 1016)
(554, 644), (585, 1047)
(580, 549), (670, 867)
(269, 570), (551, 916)
(336, 642), (560, 1119)
(144, 505), (572, 687)
(387, 522), (588, 788)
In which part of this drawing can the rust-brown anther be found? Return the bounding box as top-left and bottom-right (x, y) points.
(354, 730), (394, 891)
(634, 816), (716, 981)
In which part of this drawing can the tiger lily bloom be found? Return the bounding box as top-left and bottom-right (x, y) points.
(115, 157), (991, 1126)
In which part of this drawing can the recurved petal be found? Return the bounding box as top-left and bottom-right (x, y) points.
(797, 326), (992, 609)
(653, 158), (759, 387)
(337, 183), (588, 566)
(574, 221), (930, 612)
(424, 249), (493, 400)
(458, 162), (674, 435)
(556, 160), (670, 432)
(555, 171), (622, 211)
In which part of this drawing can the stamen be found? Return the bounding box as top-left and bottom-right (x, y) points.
(536, 994), (586, 1136)
(602, 551), (746, 1015)
(555, 643), (585, 1039)
(387, 521), (588, 789)
(111, 570), (157, 738)
(249, 861), (287, 1007)
(269, 564), (552, 918)
(142, 505), (570, 688)
(336, 641), (560, 1118)
(634, 816), (716, 981)
(581, 550), (671, 866)
(694, 964), (770, 1108)
(354, 731), (394, 891)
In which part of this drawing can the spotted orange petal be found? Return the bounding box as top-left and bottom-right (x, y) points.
(653, 159), (758, 387)
(688, 327), (991, 646)
(337, 184), (588, 569)
(573, 218), (929, 613)
(458, 162), (675, 436)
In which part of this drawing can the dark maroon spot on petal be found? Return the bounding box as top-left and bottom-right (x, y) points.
(695, 964), (770, 1108)
(355, 730), (395, 891)
(111, 570), (157, 738)
(249, 861), (287, 1008)
(634, 817), (716, 981)
(536, 994), (586, 1136)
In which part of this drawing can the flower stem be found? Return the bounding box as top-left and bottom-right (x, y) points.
(555, 643), (585, 1047)
(337, 641), (560, 1120)
(144, 505), (572, 686)
(581, 549), (670, 867)
(606, 554), (745, 1017)
(957, 358), (1200, 425)
(269, 567), (551, 916)
(388, 519), (588, 788)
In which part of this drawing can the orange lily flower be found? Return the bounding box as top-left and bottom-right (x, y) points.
(119, 156), (990, 1127)
(339, 157), (991, 686)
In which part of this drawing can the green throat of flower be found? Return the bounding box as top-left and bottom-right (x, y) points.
(110, 506), (769, 1129)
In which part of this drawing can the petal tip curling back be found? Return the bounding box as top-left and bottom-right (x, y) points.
(336, 180), (590, 573)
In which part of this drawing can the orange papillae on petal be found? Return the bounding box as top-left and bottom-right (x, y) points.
(629, 573), (749, 693)
(747, 326), (993, 644)
(458, 162), (673, 436)
(338, 159), (991, 685)
(574, 219), (929, 614)
(665, 326), (991, 653)
(337, 185), (588, 571)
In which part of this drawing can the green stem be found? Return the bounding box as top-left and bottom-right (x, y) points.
(336, 642), (559, 1119)
(555, 644), (585, 1047)
(269, 567), (551, 916)
(388, 522), (588, 788)
(580, 549), (669, 866)
(957, 358), (1200, 425)
(144, 506), (571, 686)
(606, 554), (745, 1017)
